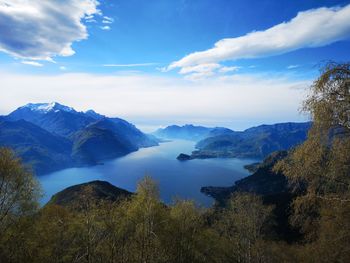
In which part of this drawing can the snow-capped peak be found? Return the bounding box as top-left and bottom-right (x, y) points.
(22, 102), (75, 113)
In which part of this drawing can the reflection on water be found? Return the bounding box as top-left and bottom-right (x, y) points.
(38, 140), (259, 207)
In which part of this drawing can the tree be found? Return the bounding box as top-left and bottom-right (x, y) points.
(165, 200), (206, 263)
(70, 186), (106, 263)
(275, 62), (350, 259)
(126, 176), (168, 263)
(214, 193), (274, 263)
(30, 204), (78, 263)
(98, 200), (134, 263)
(0, 148), (41, 262)
(0, 148), (40, 230)
(303, 62), (350, 132)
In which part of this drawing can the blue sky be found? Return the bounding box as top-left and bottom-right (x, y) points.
(0, 0), (350, 131)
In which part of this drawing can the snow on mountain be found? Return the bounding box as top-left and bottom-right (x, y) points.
(21, 102), (75, 113)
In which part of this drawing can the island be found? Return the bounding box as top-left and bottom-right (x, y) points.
(176, 153), (192, 161)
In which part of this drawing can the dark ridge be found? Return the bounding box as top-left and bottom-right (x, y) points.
(48, 180), (133, 207)
(201, 151), (301, 242)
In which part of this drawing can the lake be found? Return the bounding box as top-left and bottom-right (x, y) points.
(38, 140), (259, 207)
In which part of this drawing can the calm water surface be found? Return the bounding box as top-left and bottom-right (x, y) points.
(38, 140), (259, 207)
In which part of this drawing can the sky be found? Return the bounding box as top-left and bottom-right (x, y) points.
(0, 0), (350, 131)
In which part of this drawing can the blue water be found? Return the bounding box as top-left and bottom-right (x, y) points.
(38, 140), (259, 207)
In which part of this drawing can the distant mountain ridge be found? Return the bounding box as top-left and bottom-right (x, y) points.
(0, 102), (158, 174)
(6, 102), (102, 137)
(153, 124), (234, 141)
(1, 103), (311, 174)
(184, 122), (311, 159)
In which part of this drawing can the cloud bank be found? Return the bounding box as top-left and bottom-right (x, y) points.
(0, 71), (310, 131)
(0, 0), (100, 61)
(168, 4), (350, 75)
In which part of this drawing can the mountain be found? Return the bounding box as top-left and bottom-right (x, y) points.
(71, 118), (159, 164)
(201, 151), (299, 241)
(207, 127), (235, 137)
(1, 102), (158, 174)
(6, 102), (99, 137)
(191, 122), (311, 159)
(71, 121), (137, 164)
(47, 180), (133, 207)
(153, 124), (234, 141)
(94, 118), (159, 148)
(0, 119), (72, 174)
(84, 109), (105, 120)
(201, 151), (290, 204)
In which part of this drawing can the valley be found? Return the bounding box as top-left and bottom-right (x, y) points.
(38, 139), (258, 206)
(0, 103), (312, 207)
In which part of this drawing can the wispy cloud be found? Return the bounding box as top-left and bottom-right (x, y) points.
(0, 0), (101, 61)
(103, 63), (158, 67)
(102, 16), (114, 24)
(287, 65), (299, 69)
(100, 25), (111, 31)
(167, 4), (350, 75)
(85, 13), (97, 23)
(179, 63), (221, 75)
(218, 66), (241, 73)
(178, 63), (221, 81)
(160, 63), (241, 80)
(21, 61), (43, 67)
(85, 18), (97, 23)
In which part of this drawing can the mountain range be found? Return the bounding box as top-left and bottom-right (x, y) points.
(0, 103), (311, 174)
(153, 124), (234, 141)
(0, 102), (158, 174)
(157, 122), (311, 160)
(190, 122), (311, 159)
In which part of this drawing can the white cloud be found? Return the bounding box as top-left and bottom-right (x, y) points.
(0, 71), (310, 130)
(0, 0), (100, 61)
(102, 16), (114, 24)
(168, 4), (350, 73)
(100, 25), (111, 31)
(21, 61), (43, 67)
(287, 65), (299, 69)
(218, 66), (241, 73)
(103, 63), (158, 67)
(179, 63), (221, 75)
(85, 14), (95, 20)
(175, 63), (241, 80)
(85, 18), (97, 23)
(59, 66), (67, 71)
